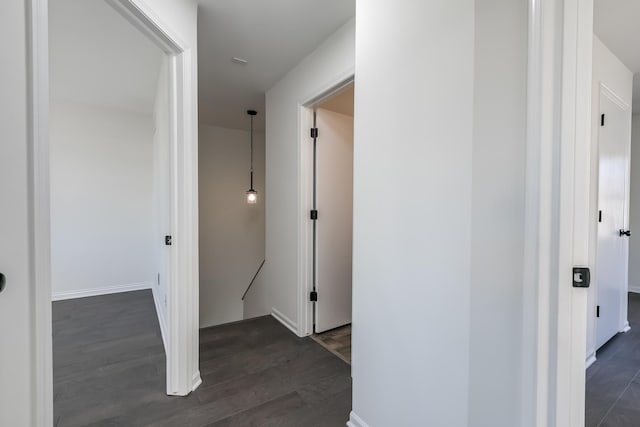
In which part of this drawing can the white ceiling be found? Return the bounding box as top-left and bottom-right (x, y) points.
(594, 0), (640, 111)
(49, 0), (163, 114)
(197, 0), (355, 131)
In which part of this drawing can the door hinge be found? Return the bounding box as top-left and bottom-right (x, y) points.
(165, 235), (172, 246)
(601, 113), (605, 126)
(310, 128), (318, 138)
(310, 210), (318, 220)
(310, 291), (318, 302)
(599, 210), (602, 223)
(596, 305), (600, 318)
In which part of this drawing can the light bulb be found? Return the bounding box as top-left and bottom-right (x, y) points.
(246, 190), (257, 204)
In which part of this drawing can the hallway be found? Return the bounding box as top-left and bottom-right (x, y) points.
(586, 293), (640, 426)
(53, 290), (351, 426)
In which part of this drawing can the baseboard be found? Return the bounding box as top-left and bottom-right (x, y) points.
(629, 286), (640, 294)
(622, 321), (631, 333)
(151, 286), (167, 351)
(51, 282), (152, 301)
(586, 351), (597, 369)
(347, 412), (370, 427)
(271, 308), (298, 335)
(192, 371), (202, 392)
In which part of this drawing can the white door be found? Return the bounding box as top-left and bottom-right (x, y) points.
(596, 89), (631, 349)
(314, 108), (354, 333)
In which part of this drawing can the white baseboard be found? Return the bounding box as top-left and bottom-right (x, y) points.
(151, 286), (167, 351)
(622, 321), (631, 333)
(629, 285), (640, 294)
(192, 371), (202, 392)
(271, 308), (298, 335)
(52, 282), (152, 301)
(586, 351), (597, 369)
(347, 412), (369, 427)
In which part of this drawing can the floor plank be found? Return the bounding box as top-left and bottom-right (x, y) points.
(53, 290), (352, 426)
(586, 293), (640, 427)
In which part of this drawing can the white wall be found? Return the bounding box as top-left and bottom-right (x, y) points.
(265, 18), (355, 333)
(351, 1), (474, 425)
(243, 269), (269, 319)
(468, 1), (527, 425)
(586, 36), (634, 361)
(630, 114), (640, 293)
(199, 124), (266, 328)
(350, 1), (527, 426)
(50, 101), (155, 299)
(0, 2), (33, 425)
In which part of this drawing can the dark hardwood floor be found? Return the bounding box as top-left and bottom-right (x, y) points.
(586, 292), (640, 426)
(53, 290), (352, 426)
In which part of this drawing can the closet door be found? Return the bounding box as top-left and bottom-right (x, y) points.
(596, 88), (631, 349)
(314, 108), (354, 333)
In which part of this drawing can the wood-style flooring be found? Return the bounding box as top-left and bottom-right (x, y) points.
(586, 292), (640, 426)
(311, 325), (351, 364)
(53, 290), (352, 426)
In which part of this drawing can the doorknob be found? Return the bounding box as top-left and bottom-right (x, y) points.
(0, 273), (5, 293)
(620, 229), (632, 237)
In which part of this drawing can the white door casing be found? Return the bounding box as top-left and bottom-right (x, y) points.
(314, 108), (354, 333)
(524, 0), (594, 425)
(595, 85), (631, 348)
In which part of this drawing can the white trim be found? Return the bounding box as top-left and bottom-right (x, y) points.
(621, 321), (631, 333)
(271, 308), (298, 335)
(191, 371), (202, 391)
(347, 412), (370, 427)
(52, 282), (153, 301)
(525, 0), (594, 426)
(152, 286), (168, 350)
(629, 286), (640, 294)
(297, 105), (315, 338)
(105, 0), (186, 53)
(585, 352), (597, 369)
(521, 0), (554, 423)
(27, 0), (53, 424)
(297, 74), (355, 338)
(302, 72), (355, 110)
(600, 83), (630, 111)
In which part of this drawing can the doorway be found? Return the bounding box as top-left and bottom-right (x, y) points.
(48, 1), (173, 422)
(23, 0), (200, 420)
(583, 6), (640, 423)
(301, 82), (354, 363)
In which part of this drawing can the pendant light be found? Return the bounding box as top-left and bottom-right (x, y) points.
(246, 110), (258, 204)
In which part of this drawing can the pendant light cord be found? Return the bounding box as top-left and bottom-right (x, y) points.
(250, 114), (254, 190)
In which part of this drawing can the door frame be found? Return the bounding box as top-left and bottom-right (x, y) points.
(28, 0), (200, 423)
(297, 73), (354, 337)
(525, 0), (593, 425)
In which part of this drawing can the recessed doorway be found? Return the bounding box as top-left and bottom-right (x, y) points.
(301, 82), (354, 363)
